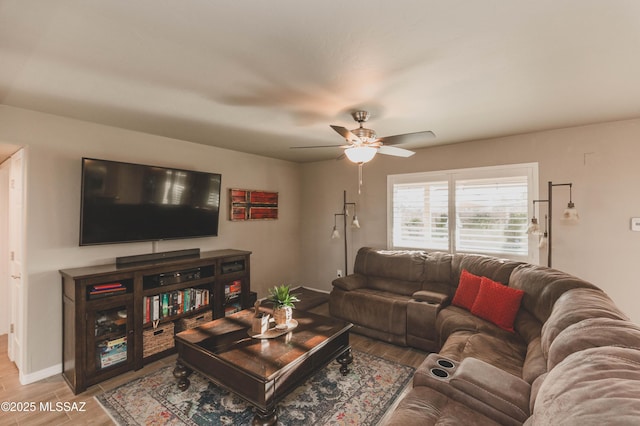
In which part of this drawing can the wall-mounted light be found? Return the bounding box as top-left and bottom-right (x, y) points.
(527, 181), (579, 267)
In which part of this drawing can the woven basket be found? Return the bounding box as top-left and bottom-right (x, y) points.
(176, 311), (213, 333)
(142, 321), (175, 358)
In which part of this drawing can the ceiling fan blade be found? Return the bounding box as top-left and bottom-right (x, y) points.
(330, 125), (361, 142)
(378, 130), (435, 146)
(378, 145), (416, 157)
(290, 144), (347, 149)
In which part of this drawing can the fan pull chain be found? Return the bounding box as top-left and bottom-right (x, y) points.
(358, 163), (363, 194)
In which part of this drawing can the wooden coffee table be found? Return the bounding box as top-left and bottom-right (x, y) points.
(173, 309), (353, 426)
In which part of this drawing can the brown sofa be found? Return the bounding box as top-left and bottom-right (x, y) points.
(329, 247), (640, 425)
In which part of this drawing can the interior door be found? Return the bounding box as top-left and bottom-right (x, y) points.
(8, 149), (24, 366)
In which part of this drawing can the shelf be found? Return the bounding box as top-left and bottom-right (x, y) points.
(60, 249), (251, 394)
(142, 276), (215, 296)
(142, 305), (211, 329)
(87, 280), (133, 302)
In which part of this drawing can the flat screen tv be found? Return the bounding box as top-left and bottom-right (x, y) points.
(80, 158), (222, 245)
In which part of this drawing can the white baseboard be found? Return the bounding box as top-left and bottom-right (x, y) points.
(20, 363), (62, 385)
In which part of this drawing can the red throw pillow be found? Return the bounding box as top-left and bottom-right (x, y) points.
(470, 277), (524, 332)
(452, 269), (483, 310)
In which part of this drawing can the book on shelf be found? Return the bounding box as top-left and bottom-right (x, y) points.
(88, 286), (127, 299)
(152, 295), (160, 321)
(92, 282), (124, 290)
(225, 280), (242, 294)
(143, 288), (210, 324)
(98, 337), (127, 369)
(224, 302), (241, 317)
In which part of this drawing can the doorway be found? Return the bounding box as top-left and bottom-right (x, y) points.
(0, 159), (10, 336)
(1, 148), (25, 369)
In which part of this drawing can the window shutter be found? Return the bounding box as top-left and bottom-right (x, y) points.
(392, 181), (449, 250)
(455, 176), (528, 256)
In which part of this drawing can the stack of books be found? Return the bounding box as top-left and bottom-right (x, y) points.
(97, 336), (127, 369)
(88, 282), (126, 300)
(225, 280), (242, 299)
(224, 302), (242, 316)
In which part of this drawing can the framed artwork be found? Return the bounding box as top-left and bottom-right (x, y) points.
(229, 189), (278, 221)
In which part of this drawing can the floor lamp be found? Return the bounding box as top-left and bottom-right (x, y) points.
(527, 181), (579, 267)
(331, 190), (360, 275)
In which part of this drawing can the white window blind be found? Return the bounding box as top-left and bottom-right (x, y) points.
(388, 163), (538, 262)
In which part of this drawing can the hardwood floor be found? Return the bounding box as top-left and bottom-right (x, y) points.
(0, 304), (427, 425)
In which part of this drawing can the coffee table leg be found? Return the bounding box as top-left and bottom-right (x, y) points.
(173, 362), (193, 391)
(337, 348), (353, 376)
(252, 406), (277, 426)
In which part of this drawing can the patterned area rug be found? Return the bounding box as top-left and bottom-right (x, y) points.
(96, 351), (414, 425)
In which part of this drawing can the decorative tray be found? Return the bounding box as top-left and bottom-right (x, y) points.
(248, 319), (298, 339)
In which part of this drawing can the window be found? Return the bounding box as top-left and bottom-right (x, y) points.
(388, 163), (538, 262)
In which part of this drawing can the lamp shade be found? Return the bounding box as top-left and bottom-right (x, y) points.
(562, 203), (579, 222)
(331, 226), (340, 239)
(344, 146), (377, 164)
(351, 215), (360, 228)
(538, 235), (548, 249)
(527, 218), (540, 234)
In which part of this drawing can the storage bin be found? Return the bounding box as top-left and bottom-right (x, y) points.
(176, 311), (213, 333)
(142, 321), (175, 358)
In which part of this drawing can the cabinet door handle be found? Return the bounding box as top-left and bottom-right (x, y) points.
(11, 274), (21, 279)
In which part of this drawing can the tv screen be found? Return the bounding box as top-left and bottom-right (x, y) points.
(80, 158), (222, 245)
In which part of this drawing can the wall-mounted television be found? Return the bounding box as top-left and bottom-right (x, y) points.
(80, 158), (222, 246)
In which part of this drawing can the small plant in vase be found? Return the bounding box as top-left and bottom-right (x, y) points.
(267, 285), (300, 328)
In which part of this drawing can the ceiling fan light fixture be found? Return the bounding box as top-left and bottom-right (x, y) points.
(344, 146), (377, 164)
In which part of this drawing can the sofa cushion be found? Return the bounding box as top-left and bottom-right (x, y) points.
(451, 253), (522, 286)
(353, 247), (425, 282)
(421, 251), (455, 296)
(509, 264), (600, 323)
(470, 277), (524, 332)
(547, 317), (640, 370)
(513, 309), (543, 344)
(521, 337), (546, 384)
(331, 274), (366, 291)
(452, 269), (483, 310)
(329, 287), (409, 337)
(526, 347), (640, 425)
(541, 288), (629, 359)
(385, 386), (503, 426)
(435, 330), (527, 379)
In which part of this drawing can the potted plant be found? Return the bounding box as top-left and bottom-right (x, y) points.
(267, 285), (300, 327)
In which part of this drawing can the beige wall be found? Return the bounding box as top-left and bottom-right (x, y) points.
(0, 106), (303, 375)
(300, 118), (640, 324)
(3, 102), (640, 378)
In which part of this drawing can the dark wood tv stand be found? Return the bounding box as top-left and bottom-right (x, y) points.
(60, 249), (253, 394)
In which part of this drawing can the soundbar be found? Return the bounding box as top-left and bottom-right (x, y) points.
(116, 248), (200, 267)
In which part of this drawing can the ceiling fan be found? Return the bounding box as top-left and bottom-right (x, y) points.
(292, 110), (436, 164)
(292, 111), (435, 192)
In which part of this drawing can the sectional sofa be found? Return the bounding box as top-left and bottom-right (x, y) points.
(329, 247), (640, 425)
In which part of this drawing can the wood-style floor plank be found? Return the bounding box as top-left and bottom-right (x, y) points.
(0, 304), (427, 425)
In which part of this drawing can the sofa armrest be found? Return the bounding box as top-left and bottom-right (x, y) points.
(332, 274), (367, 291)
(412, 290), (449, 305)
(449, 358), (530, 422)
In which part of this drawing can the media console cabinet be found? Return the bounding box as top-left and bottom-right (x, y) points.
(60, 249), (253, 394)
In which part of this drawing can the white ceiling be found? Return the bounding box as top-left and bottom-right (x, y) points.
(2, 1), (640, 164)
